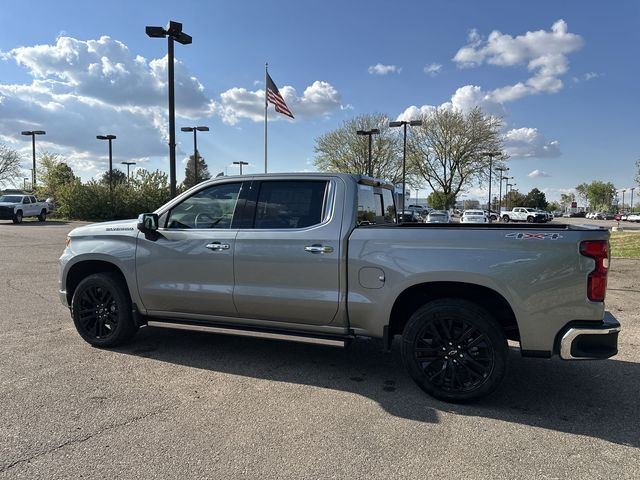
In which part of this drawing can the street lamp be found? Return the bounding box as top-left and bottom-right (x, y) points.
(233, 161), (249, 175)
(621, 189), (626, 213)
(181, 126), (209, 186)
(146, 20), (192, 199)
(23, 178), (29, 191)
(495, 167), (508, 214)
(356, 128), (380, 177)
(121, 161), (136, 180)
(482, 151), (502, 222)
(631, 187), (636, 213)
(389, 120), (422, 218)
(21, 130), (46, 188)
(96, 135), (116, 192)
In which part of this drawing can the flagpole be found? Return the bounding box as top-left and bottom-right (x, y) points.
(264, 62), (268, 174)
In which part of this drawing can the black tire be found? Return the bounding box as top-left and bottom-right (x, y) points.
(38, 209), (47, 222)
(502, 215), (510, 223)
(526, 216), (534, 223)
(71, 272), (137, 347)
(401, 298), (508, 403)
(12, 210), (23, 224)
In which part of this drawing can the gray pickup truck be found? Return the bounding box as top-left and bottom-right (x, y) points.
(59, 173), (620, 401)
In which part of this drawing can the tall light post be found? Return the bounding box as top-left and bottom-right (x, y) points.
(631, 187), (636, 212)
(233, 161), (249, 175)
(121, 161), (136, 181)
(621, 189), (626, 213)
(356, 128), (380, 177)
(23, 177), (29, 191)
(181, 126), (209, 186)
(146, 21), (192, 199)
(495, 167), (508, 214)
(96, 135), (116, 192)
(482, 151), (501, 222)
(389, 120), (422, 217)
(21, 130), (46, 188)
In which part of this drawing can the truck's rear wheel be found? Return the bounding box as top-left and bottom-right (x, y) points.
(71, 273), (137, 347)
(12, 210), (23, 224)
(502, 215), (509, 223)
(38, 209), (47, 222)
(527, 216), (534, 223)
(401, 298), (508, 402)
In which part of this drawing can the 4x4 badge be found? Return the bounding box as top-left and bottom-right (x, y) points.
(506, 232), (563, 240)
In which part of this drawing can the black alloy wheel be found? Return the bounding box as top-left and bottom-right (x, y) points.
(71, 273), (137, 347)
(13, 211), (23, 224)
(38, 209), (47, 221)
(402, 298), (508, 402)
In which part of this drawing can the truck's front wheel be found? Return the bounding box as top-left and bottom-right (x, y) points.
(401, 298), (508, 402)
(12, 210), (23, 224)
(502, 215), (509, 223)
(71, 273), (137, 347)
(38, 209), (47, 222)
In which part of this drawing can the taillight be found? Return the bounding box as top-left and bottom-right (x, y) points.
(580, 240), (609, 302)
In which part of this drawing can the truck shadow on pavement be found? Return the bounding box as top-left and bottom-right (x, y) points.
(116, 328), (639, 448)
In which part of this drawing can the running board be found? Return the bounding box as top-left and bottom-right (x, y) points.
(146, 320), (351, 348)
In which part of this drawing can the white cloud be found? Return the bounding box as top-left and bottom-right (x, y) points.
(452, 20), (582, 101)
(528, 169), (551, 178)
(217, 80), (341, 125)
(424, 63), (442, 76)
(503, 127), (561, 159)
(368, 64), (402, 75)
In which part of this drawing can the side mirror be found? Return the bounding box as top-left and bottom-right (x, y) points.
(137, 213), (159, 233)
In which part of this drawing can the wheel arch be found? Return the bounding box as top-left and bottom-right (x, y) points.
(65, 260), (128, 306)
(387, 281), (519, 348)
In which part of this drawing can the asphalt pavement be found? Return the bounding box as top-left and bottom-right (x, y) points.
(1, 219), (638, 479)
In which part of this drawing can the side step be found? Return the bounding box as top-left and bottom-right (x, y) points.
(146, 320), (352, 348)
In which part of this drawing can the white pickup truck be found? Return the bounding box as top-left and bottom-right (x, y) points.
(501, 207), (547, 223)
(0, 194), (50, 223)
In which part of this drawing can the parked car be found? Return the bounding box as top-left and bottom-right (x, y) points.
(59, 173), (620, 403)
(501, 207), (547, 223)
(399, 210), (422, 223)
(627, 213), (640, 222)
(0, 194), (51, 223)
(426, 210), (451, 223)
(461, 209), (488, 223)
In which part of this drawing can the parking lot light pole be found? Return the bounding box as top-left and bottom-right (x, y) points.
(233, 161), (249, 175)
(621, 189), (626, 213)
(631, 187), (635, 212)
(146, 21), (192, 198)
(356, 129), (380, 177)
(496, 167), (508, 214)
(23, 177), (28, 191)
(389, 120), (422, 218)
(482, 151), (501, 222)
(21, 130), (46, 188)
(97, 135), (116, 193)
(181, 126), (209, 185)
(121, 161), (136, 181)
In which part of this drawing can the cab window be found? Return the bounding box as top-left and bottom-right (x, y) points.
(166, 183), (241, 229)
(252, 181), (328, 229)
(357, 185), (396, 225)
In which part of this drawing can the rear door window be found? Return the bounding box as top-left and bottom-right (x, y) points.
(252, 181), (328, 229)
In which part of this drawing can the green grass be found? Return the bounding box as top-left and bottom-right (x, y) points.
(610, 231), (640, 258)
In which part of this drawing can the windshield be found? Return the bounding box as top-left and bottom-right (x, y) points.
(0, 195), (22, 203)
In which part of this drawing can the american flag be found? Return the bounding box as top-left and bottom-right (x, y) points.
(266, 72), (294, 119)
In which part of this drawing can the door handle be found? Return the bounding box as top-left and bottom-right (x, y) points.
(205, 242), (230, 251)
(304, 244), (334, 254)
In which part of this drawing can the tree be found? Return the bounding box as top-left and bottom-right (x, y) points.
(503, 190), (527, 210)
(427, 191), (456, 210)
(575, 181), (616, 211)
(635, 158), (640, 186)
(408, 107), (506, 209)
(314, 113), (404, 184)
(0, 144), (22, 188)
(463, 199), (480, 210)
(546, 201), (560, 212)
(183, 153), (211, 189)
(100, 169), (128, 185)
(523, 188), (548, 209)
(36, 153), (77, 198)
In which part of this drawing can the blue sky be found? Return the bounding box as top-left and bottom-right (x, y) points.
(0, 0), (638, 202)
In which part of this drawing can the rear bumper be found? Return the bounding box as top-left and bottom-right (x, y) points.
(558, 312), (620, 360)
(59, 289), (69, 308)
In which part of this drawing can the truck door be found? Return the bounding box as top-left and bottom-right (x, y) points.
(136, 181), (245, 317)
(233, 179), (341, 326)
